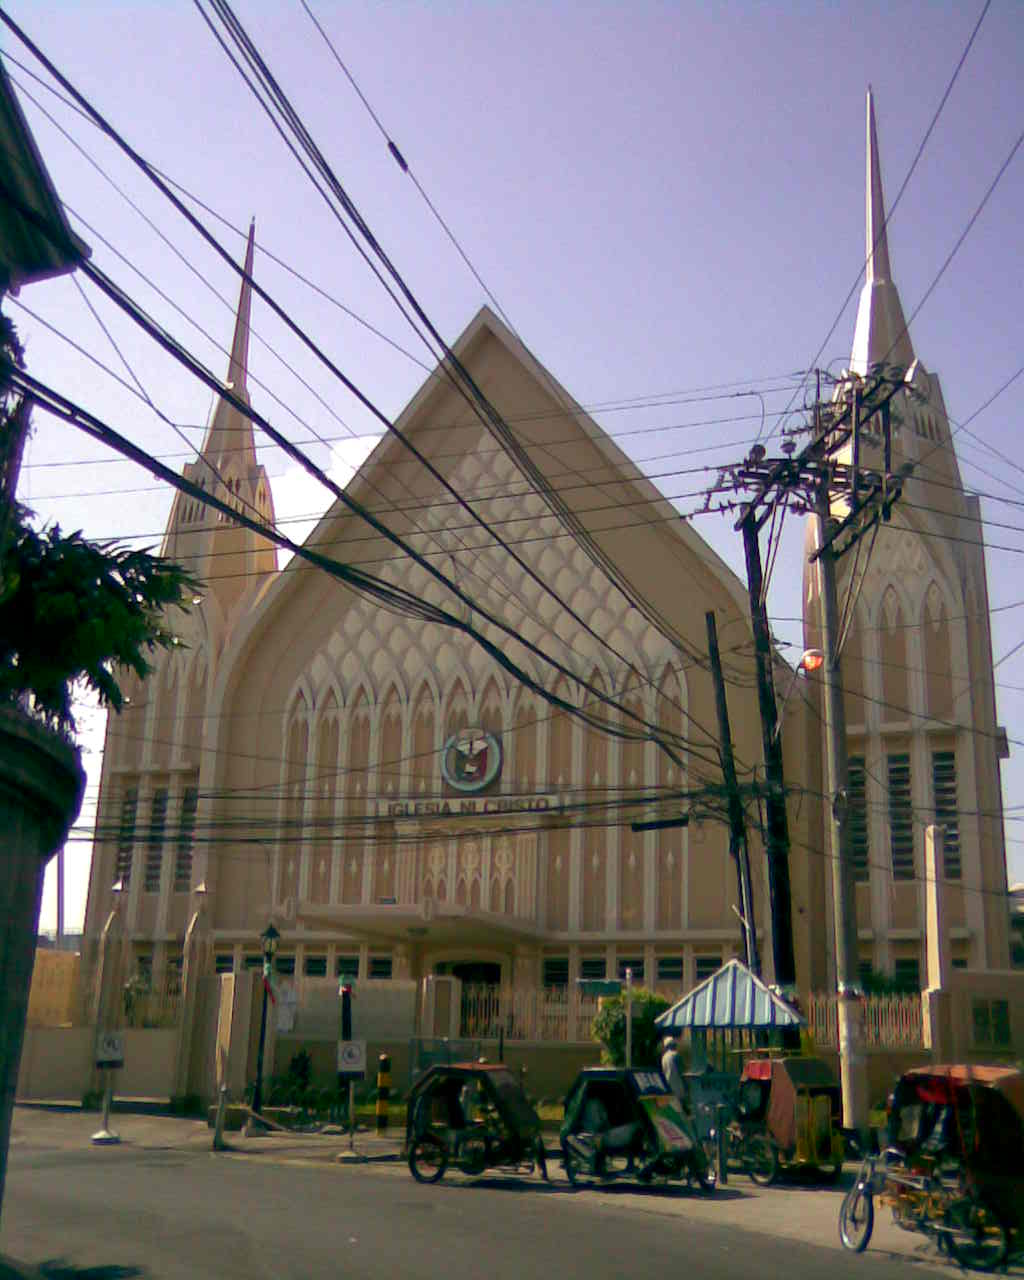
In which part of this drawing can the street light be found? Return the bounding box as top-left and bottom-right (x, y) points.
(251, 922), (280, 1117)
(773, 648), (824, 739)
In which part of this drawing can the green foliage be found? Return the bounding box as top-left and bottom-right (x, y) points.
(859, 964), (919, 995)
(0, 311), (198, 732)
(591, 987), (671, 1068)
(286, 1050), (313, 1090)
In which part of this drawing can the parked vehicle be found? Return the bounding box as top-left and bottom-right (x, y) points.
(721, 1111), (779, 1186)
(405, 1062), (548, 1184)
(839, 1064), (1024, 1271)
(738, 1056), (844, 1181)
(559, 1067), (716, 1191)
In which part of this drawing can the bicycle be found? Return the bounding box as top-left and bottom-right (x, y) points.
(839, 1148), (1008, 1271)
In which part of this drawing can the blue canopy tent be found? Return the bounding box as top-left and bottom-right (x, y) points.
(655, 959), (805, 1074)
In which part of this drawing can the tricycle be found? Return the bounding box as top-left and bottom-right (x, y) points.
(405, 1062), (548, 1184)
(559, 1067), (716, 1192)
(839, 1064), (1024, 1271)
(735, 1055), (844, 1183)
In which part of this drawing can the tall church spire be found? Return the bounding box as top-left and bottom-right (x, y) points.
(226, 218), (255, 394)
(850, 89), (914, 376)
(200, 219), (258, 472)
(162, 217), (278, 609)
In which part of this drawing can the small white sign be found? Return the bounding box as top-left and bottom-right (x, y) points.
(337, 1040), (367, 1077)
(95, 1031), (124, 1069)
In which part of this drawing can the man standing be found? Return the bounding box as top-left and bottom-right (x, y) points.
(660, 1036), (687, 1108)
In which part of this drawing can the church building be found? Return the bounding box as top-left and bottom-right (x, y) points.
(82, 92), (1010, 1009)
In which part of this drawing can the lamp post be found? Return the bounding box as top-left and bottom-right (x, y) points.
(251, 922), (279, 1116)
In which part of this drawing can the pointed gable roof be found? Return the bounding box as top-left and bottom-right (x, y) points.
(850, 89), (915, 377)
(655, 959), (805, 1030)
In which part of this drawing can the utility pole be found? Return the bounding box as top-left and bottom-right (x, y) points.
(739, 518), (796, 994)
(706, 611), (759, 974)
(815, 471), (868, 1131)
(704, 366), (908, 1129)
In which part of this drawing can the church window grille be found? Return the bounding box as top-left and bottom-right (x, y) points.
(174, 784), (198, 892)
(303, 955), (327, 977)
(695, 955), (722, 982)
(215, 954), (233, 975)
(617, 957), (644, 982)
(580, 957), (606, 980)
(368, 955), (393, 980)
(931, 750), (961, 880)
(275, 955), (295, 976)
(657, 956), (684, 983)
(144, 788), (168, 892)
(336, 955), (359, 980)
(848, 756), (870, 882)
(543, 957), (569, 988)
(887, 753), (914, 880)
(115, 785), (138, 886)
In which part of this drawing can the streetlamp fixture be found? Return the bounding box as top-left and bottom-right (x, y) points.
(251, 922), (280, 1116)
(773, 648), (824, 739)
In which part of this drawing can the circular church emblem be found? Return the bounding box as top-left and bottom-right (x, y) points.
(441, 727), (503, 793)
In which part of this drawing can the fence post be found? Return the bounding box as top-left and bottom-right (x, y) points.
(376, 1053), (391, 1133)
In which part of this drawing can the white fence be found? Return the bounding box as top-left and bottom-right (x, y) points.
(806, 992), (923, 1049)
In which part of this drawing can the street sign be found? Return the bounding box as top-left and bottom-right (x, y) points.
(95, 1031), (124, 1070)
(576, 979), (622, 997)
(337, 1039), (366, 1078)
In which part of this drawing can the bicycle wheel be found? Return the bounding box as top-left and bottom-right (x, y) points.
(409, 1137), (448, 1184)
(945, 1193), (1008, 1272)
(693, 1149), (717, 1194)
(743, 1133), (778, 1187)
(562, 1141), (597, 1188)
(839, 1187), (874, 1252)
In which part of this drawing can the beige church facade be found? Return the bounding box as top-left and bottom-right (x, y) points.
(82, 96), (1010, 1012)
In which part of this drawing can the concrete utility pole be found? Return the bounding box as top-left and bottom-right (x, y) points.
(706, 611), (760, 974)
(815, 465), (868, 1132)
(708, 367), (907, 1131)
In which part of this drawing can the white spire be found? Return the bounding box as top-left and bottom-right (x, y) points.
(850, 89), (914, 376)
(200, 220), (258, 470)
(226, 218), (255, 394)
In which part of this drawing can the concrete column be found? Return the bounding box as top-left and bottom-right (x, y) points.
(0, 710), (85, 1223)
(924, 825), (950, 990)
(172, 892), (210, 1099)
(922, 824), (953, 1061)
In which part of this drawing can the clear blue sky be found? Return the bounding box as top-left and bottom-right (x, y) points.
(4, 0), (1022, 932)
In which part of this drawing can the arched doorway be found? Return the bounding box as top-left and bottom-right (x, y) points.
(435, 960), (502, 985)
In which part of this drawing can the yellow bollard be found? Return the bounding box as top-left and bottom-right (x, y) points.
(376, 1053), (391, 1133)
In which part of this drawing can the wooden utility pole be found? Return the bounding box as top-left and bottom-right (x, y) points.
(706, 611), (759, 974)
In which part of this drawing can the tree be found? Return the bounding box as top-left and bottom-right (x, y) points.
(591, 988), (671, 1068)
(0, 312), (198, 732)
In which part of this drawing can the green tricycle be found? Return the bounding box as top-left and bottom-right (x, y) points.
(560, 1067), (717, 1191)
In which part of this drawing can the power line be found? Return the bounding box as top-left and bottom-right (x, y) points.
(760, 0), (993, 444)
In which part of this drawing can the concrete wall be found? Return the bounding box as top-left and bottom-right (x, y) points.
(118, 1030), (177, 1099)
(16, 1027), (179, 1102)
(947, 969), (1024, 1059)
(16, 1028), (92, 1101)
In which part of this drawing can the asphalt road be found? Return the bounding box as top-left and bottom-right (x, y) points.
(2, 1141), (946, 1280)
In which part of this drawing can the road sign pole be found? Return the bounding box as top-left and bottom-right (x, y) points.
(91, 1068), (120, 1145)
(625, 968), (633, 1071)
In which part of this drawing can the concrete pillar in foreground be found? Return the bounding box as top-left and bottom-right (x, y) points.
(922, 825), (953, 1061)
(0, 708), (85, 1224)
